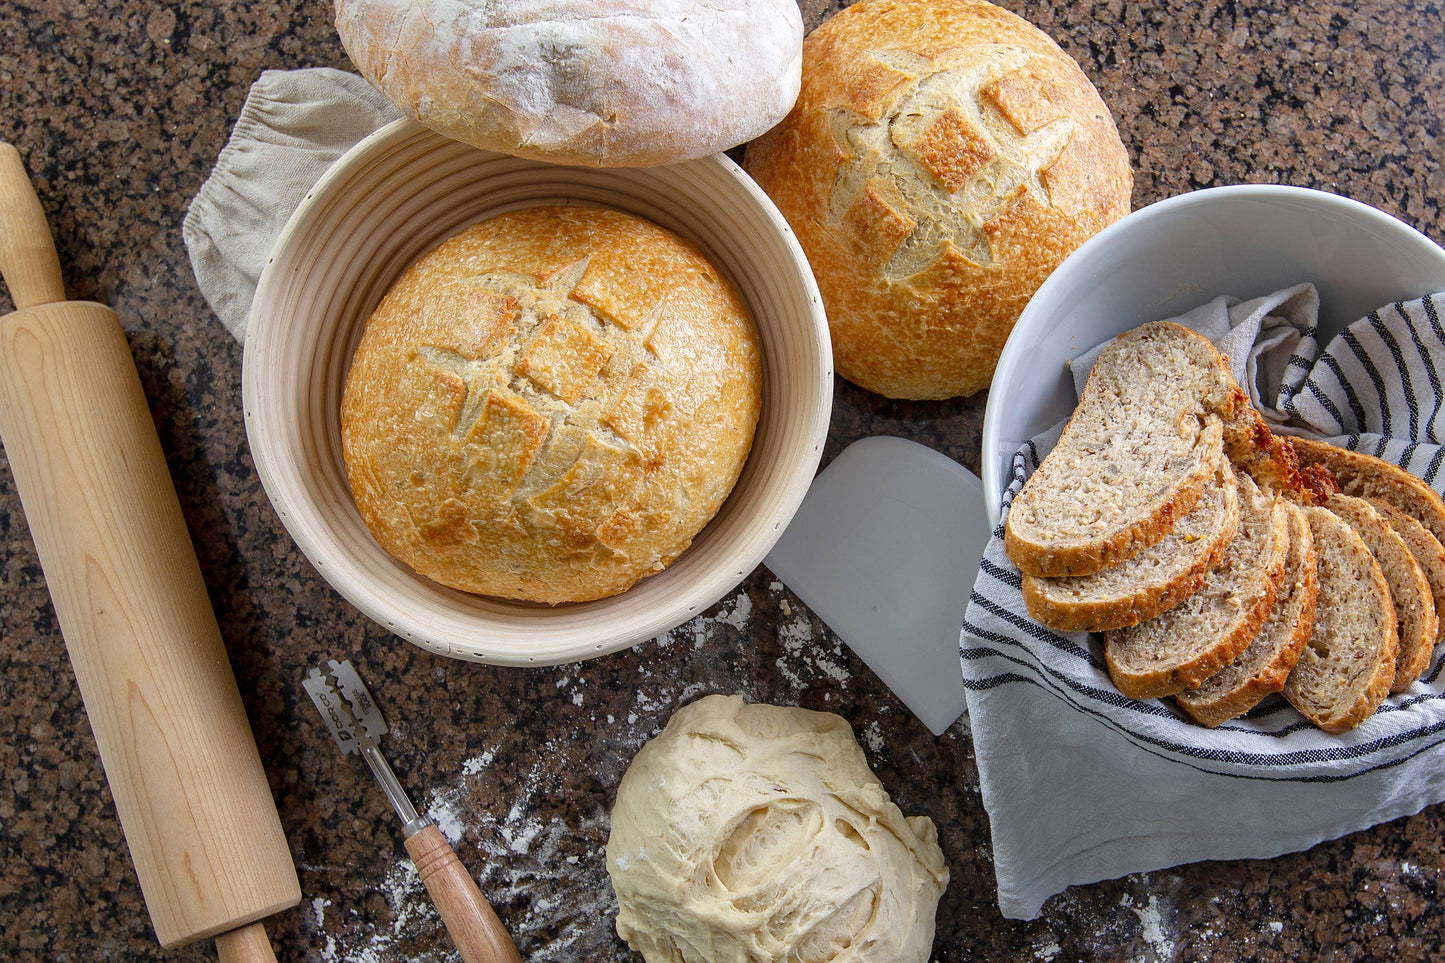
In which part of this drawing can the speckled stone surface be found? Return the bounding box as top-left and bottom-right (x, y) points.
(3, 1), (1445, 960)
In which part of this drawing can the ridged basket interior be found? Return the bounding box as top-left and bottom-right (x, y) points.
(243, 120), (832, 666)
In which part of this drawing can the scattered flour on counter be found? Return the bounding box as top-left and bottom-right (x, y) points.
(1034, 938), (1062, 961)
(462, 750), (494, 776)
(1129, 893), (1178, 960)
(861, 719), (885, 755)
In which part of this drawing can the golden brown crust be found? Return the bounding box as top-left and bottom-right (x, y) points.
(1021, 465), (1240, 632)
(1326, 494), (1438, 692)
(743, 0), (1132, 399)
(1368, 496), (1445, 645)
(1291, 436), (1445, 545)
(1284, 507), (1399, 733)
(340, 206), (762, 603)
(1174, 502), (1318, 727)
(1104, 490), (1291, 700)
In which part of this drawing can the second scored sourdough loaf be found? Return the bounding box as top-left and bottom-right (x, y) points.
(1006, 320), (1445, 732)
(341, 205), (762, 604)
(744, 0), (1132, 399)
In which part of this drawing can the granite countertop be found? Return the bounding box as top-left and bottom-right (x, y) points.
(3, 1), (1445, 960)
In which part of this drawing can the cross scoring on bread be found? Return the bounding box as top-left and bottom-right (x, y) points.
(826, 45), (1077, 279)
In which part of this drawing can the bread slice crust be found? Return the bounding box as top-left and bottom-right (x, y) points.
(1327, 494), (1438, 691)
(1006, 322), (1240, 578)
(1367, 496), (1445, 646)
(1022, 462), (1241, 632)
(1174, 502), (1318, 727)
(1291, 436), (1445, 548)
(1283, 506), (1399, 733)
(1104, 474), (1291, 700)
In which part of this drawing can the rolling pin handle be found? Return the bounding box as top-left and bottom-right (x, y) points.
(214, 921), (279, 963)
(0, 142), (68, 310)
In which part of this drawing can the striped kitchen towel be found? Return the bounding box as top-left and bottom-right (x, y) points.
(961, 284), (1445, 920)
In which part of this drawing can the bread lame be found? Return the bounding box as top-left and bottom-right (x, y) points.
(304, 659), (522, 963)
(0, 142), (299, 959)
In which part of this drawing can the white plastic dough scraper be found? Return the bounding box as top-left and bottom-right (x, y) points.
(764, 436), (993, 736)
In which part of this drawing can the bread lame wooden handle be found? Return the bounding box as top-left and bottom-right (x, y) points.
(0, 143), (300, 950)
(405, 824), (524, 963)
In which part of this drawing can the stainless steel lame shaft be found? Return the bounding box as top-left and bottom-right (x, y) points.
(302, 658), (522, 963)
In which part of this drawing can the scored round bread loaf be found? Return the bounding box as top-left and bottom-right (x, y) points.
(341, 205), (762, 603)
(1283, 506), (1399, 733)
(336, 0), (804, 167)
(1326, 494), (1437, 692)
(1005, 322), (1241, 578)
(743, 0), (1132, 399)
(1174, 501), (1318, 728)
(1103, 473), (1290, 701)
(1021, 460), (1241, 632)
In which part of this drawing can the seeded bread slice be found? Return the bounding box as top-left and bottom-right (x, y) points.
(1327, 494), (1437, 691)
(1104, 474), (1291, 700)
(1174, 501), (1318, 727)
(1283, 506), (1398, 733)
(1291, 436), (1445, 548)
(1367, 496), (1445, 645)
(1022, 462), (1241, 632)
(1006, 322), (1241, 578)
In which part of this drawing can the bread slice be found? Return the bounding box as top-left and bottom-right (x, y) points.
(1174, 501), (1318, 727)
(1291, 436), (1445, 548)
(1367, 496), (1445, 645)
(1283, 506), (1398, 732)
(1104, 473), (1291, 700)
(1022, 461), (1241, 632)
(1326, 494), (1437, 691)
(1006, 322), (1240, 578)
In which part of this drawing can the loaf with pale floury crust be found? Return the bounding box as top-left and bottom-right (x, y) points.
(1174, 501), (1317, 727)
(1326, 494), (1437, 692)
(1104, 473), (1291, 700)
(1284, 506), (1399, 733)
(1005, 322), (1245, 578)
(1021, 460), (1241, 632)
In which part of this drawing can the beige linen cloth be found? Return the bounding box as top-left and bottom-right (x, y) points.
(183, 68), (401, 340)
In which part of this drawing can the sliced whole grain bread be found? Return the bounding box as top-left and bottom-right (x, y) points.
(1174, 501), (1318, 727)
(1104, 473), (1291, 700)
(1326, 494), (1437, 691)
(1367, 496), (1445, 646)
(1022, 461), (1241, 632)
(1006, 322), (1241, 578)
(1291, 436), (1445, 548)
(1283, 506), (1398, 732)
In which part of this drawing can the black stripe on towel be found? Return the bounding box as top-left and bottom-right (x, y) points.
(1342, 326), (1392, 438)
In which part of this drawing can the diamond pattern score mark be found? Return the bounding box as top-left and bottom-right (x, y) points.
(828, 45), (1077, 278)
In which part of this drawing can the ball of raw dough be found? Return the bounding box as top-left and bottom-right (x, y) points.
(606, 694), (949, 963)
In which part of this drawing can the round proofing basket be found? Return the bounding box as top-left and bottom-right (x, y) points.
(243, 120), (833, 666)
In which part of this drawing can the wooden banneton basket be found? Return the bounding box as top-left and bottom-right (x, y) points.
(244, 120), (832, 666)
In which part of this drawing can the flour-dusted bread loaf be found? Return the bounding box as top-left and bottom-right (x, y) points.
(1005, 322), (1243, 578)
(1291, 436), (1445, 548)
(1368, 496), (1445, 645)
(336, 0), (804, 167)
(1326, 494), (1437, 691)
(1021, 461), (1240, 632)
(743, 0), (1131, 399)
(1174, 501), (1318, 727)
(1283, 506), (1399, 733)
(341, 206), (762, 603)
(1104, 474), (1290, 700)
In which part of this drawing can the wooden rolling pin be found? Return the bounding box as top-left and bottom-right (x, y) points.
(0, 142), (301, 960)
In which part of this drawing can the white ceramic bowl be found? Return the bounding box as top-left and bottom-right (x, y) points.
(243, 120), (833, 666)
(982, 185), (1445, 523)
